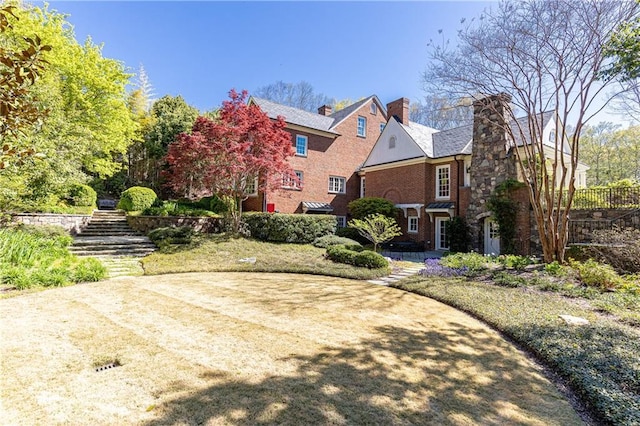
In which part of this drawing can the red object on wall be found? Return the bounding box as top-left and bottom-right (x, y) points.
(266, 203), (275, 213)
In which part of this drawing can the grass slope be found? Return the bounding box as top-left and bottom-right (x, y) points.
(142, 235), (391, 280)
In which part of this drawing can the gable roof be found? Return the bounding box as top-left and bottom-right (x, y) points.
(250, 95), (386, 135)
(329, 95), (386, 128)
(250, 97), (339, 135)
(399, 121), (439, 158)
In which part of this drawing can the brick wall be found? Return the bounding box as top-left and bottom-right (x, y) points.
(261, 99), (387, 217)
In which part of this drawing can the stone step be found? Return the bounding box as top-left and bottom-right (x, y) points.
(78, 231), (140, 237)
(70, 244), (156, 252)
(72, 249), (155, 258)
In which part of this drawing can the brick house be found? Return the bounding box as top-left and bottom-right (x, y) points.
(243, 96), (387, 226)
(360, 95), (589, 255)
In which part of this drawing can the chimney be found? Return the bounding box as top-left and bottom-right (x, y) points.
(386, 97), (410, 124)
(318, 105), (333, 116)
(472, 93), (511, 142)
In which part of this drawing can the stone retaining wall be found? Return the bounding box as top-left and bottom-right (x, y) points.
(11, 213), (92, 235)
(127, 216), (223, 234)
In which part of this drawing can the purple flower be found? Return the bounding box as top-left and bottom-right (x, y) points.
(419, 258), (468, 277)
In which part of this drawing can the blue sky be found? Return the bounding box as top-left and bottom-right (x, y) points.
(42, 1), (494, 112)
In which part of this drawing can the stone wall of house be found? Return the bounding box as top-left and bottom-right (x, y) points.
(568, 208), (640, 243)
(127, 216), (223, 234)
(11, 213), (92, 235)
(465, 94), (519, 253)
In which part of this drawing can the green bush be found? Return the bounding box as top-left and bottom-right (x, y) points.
(348, 197), (398, 219)
(570, 259), (625, 291)
(544, 261), (567, 276)
(312, 235), (362, 249)
(497, 254), (536, 270)
(73, 258), (107, 282)
(445, 216), (470, 253)
(195, 195), (228, 213)
(142, 201), (218, 217)
(441, 252), (494, 274)
(353, 250), (388, 268)
(243, 213), (336, 244)
(335, 226), (369, 245)
(117, 186), (159, 212)
(326, 244), (388, 269)
(66, 183), (97, 207)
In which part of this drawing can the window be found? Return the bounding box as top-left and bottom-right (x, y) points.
(370, 103), (377, 115)
(389, 136), (396, 149)
(328, 176), (346, 194)
(295, 135), (307, 156)
(245, 176), (258, 196)
(360, 176), (366, 198)
(380, 123), (385, 133)
(436, 165), (450, 199)
(436, 217), (449, 250)
(336, 216), (346, 228)
(464, 159), (471, 187)
(408, 216), (418, 234)
(357, 116), (366, 137)
(283, 170), (303, 189)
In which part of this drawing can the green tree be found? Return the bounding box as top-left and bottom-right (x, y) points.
(348, 214), (402, 252)
(602, 1), (640, 81)
(0, 3), (136, 210)
(424, 0), (638, 263)
(143, 95), (198, 192)
(580, 124), (640, 185)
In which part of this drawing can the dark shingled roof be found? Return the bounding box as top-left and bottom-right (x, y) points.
(251, 97), (339, 134)
(302, 201), (334, 212)
(401, 110), (556, 159)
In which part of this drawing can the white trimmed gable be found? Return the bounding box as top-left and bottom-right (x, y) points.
(363, 119), (438, 167)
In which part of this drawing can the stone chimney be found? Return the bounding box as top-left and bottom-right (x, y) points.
(318, 105), (333, 116)
(386, 98), (410, 124)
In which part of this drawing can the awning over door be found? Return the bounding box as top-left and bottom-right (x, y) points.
(425, 202), (455, 221)
(302, 201), (334, 213)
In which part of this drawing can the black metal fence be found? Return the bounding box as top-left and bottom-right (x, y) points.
(567, 187), (640, 210)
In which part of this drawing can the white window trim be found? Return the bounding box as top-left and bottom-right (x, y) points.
(435, 217), (450, 250)
(435, 165), (450, 199)
(295, 134), (308, 157)
(360, 176), (366, 198)
(245, 176), (258, 197)
(370, 103), (377, 115)
(357, 116), (366, 137)
(380, 123), (385, 133)
(408, 215), (419, 234)
(336, 216), (347, 228)
(328, 176), (346, 194)
(282, 171), (303, 190)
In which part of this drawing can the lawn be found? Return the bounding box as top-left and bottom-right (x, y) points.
(142, 234), (391, 280)
(393, 276), (640, 425)
(0, 272), (582, 425)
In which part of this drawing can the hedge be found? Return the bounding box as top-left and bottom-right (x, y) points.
(117, 186), (159, 212)
(326, 244), (388, 269)
(243, 213), (336, 244)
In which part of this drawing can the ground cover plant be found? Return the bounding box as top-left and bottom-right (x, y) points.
(398, 253), (640, 425)
(0, 225), (106, 293)
(142, 233), (390, 280)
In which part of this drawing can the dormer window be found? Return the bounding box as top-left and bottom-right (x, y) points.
(370, 103), (377, 115)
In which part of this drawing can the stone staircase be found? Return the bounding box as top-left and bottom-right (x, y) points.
(70, 211), (156, 278)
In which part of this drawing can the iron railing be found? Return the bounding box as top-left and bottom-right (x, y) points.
(567, 187), (640, 210)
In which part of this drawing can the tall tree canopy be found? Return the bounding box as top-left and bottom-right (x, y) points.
(164, 90), (296, 231)
(424, 0), (639, 263)
(409, 95), (473, 130)
(0, 2), (136, 210)
(254, 80), (333, 113)
(580, 123), (640, 185)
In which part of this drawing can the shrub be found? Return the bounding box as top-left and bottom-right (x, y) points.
(497, 254), (536, 270)
(441, 252), (494, 274)
(570, 259), (625, 291)
(196, 195), (228, 213)
(445, 216), (470, 253)
(148, 226), (194, 245)
(544, 261), (567, 276)
(326, 244), (358, 265)
(66, 184), (97, 207)
(312, 235), (362, 249)
(353, 250), (388, 268)
(73, 258), (107, 282)
(348, 197), (398, 219)
(117, 186), (159, 211)
(347, 214), (402, 252)
(586, 228), (640, 274)
(243, 213), (336, 244)
(335, 226), (369, 244)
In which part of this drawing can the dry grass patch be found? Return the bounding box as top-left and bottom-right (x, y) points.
(0, 272), (582, 425)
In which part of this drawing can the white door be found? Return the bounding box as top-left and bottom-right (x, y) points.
(484, 218), (500, 255)
(435, 217), (449, 250)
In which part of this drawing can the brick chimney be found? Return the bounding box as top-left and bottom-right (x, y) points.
(318, 105), (333, 116)
(386, 97), (409, 124)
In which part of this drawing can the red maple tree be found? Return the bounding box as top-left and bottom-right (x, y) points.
(164, 89), (297, 230)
